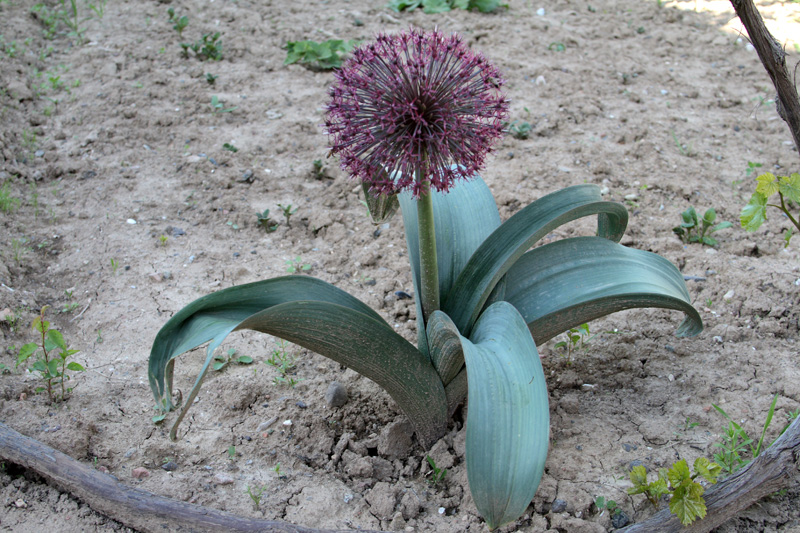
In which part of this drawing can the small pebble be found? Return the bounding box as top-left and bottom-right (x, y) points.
(126, 219), (137, 224)
(622, 443), (637, 452)
(395, 291), (413, 300)
(161, 461), (178, 471)
(257, 418), (277, 432)
(213, 473), (234, 485)
(551, 499), (567, 513)
(131, 467), (150, 479)
(325, 381), (349, 408)
(612, 510), (631, 528)
(723, 290), (734, 301)
(295, 400), (307, 409)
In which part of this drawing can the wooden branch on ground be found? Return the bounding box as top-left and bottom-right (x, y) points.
(622, 415), (800, 532)
(730, 0), (800, 159)
(0, 423), (387, 533)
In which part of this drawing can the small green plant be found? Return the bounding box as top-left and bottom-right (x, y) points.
(670, 129), (693, 157)
(61, 289), (79, 313)
(508, 120), (532, 140)
(284, 39), (358, 70)
(266, 341), (300, 387)
(712, 394), (784, 475)
(245, 485), (267, 510)
(285, 256), (311, 274)
(553, 322), (594, 363)
(166, 7), (188, 38)
(256, 209), (279, 232)
(672, 206), (732, 247)
(276, 203), (297, 226)
(60, 0), (93, 45)
(227, 445), (236, 459)
(210, 95), (237, 114)
(16, 306), (84, 403)
(205, 73), (218, 85)
(10, 237), (31, 264)
(181, 32), (222, 61)
(388, 0), (506, 13)
(312, 159), (325, 178)
(548, 42), (566, 52)
(273, 463), (283, 477)
(745, 161), (763, 177)
(212, 348), (253, 371)
(0, 181), (21, 213)
(87, 0), (106, 18)
(158, 234), (168, 247)
(740, 172), (800, 247)
(628, 457), (721, 526)
(594, 495), (620, 517)
(426, 455), (447, 486)
(222, 142), (238, 153)
(110, 257), (118, 274)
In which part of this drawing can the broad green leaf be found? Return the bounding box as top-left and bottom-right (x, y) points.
(46, 359), (59, 377)
(501, 237), (702, 344)
(422, 0), (451, 13)
(462, 302), (549, 530)
(667, 459), (691, 489)
(17, 342), (38, 364)
(236, 355), (254, 364)
(212, 361), (226, 370)
(47, 329), (67, 350)
(694, 457), (721, 484)
(628, 465), (649, 493)
(399, 173), (501, 356)
(711, 221), (733, 232)
(755, 172), (778, 197)
(426, 310), (465, 385)
(443, 184), (628, 336)
(779, 173), (800, 203)
(669, 481), (706, 526)
(702, 207), (717, 225)
(741, 192), (768, 231)
(149, 276), (447, 446)
(469, 0), (506, 11)
(66, 362), (84, 371)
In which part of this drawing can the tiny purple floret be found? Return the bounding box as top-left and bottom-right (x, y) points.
(324, 27), (509, 197)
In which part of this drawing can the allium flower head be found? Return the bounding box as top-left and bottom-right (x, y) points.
(325, 28), (509, 197)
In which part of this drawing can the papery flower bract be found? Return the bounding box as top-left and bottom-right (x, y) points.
(325, 28), (509, 197)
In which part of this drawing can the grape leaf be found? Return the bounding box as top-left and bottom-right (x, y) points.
(778, 173), (800, 203)
(755, 172), (779, 197)
(627, 465), (649, 493)
(693, 457), (721, 484)
(667, 459), (691, 489)
(669, 481), (707, 526)
(740, 192), (768, 231)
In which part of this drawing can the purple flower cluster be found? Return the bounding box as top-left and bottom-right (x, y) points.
(325, 28), (509, 197)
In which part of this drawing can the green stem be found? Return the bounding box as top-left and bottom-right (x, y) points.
(417, 182), (440, 324)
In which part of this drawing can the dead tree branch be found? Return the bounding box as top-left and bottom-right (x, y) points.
(622, 415), (800, 532)
(0, 423), (386, 533)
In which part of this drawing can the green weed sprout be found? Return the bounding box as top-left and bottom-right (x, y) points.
(284, 39), (358, 70)
(507, 120), (532, 140)
(276, 203), (297, 226)
(167, 8), (188, 38)
(553, 322), (594, 363)
(740, 172), (800, 247)
(210, 95), (236, 114)
(628, 458), (721, 526)
(673, 206), (732, 247)
(246, 485), (267, 511)
(181, 32), (222, 61)
(213, 348), (253, 371)
(149, 29), (702, 530)
(285, 257), (311, 274)
(16, 306), (85, 403)
(712, 394), (788, 475)
(594, 496), (620, 517)
(256, 209), (279, 232)
(425, 455), (447, 486)
(0, 181), (21, 213)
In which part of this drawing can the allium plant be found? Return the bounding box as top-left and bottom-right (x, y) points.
(149, 28), (702, 530)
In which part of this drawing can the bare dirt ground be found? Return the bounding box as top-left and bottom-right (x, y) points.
(1, 0), (799, 531)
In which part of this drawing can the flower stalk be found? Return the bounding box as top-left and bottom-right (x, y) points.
(416, 181), (439, 322)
